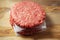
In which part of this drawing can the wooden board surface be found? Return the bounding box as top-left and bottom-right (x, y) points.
(0, 0), (60, 40)
(0, 25), (60, 40)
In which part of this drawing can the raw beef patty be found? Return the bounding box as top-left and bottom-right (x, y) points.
(10, 1), (46, 28)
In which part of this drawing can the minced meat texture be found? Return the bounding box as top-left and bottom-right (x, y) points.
(10, 1), (45, 28)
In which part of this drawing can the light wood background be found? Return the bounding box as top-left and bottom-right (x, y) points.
(0, 0), (60, 40)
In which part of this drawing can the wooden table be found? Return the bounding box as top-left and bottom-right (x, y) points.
(0, 0), (60, 40)
(0, 25), (60, 40)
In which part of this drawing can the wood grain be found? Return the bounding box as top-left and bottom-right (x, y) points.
(0, 25), (60, 40)
(0, 0), (60, 40)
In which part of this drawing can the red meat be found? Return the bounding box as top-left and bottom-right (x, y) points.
(10, 1), (45, 28)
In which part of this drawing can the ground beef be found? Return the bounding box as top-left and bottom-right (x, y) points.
(10, 1), (45, 28)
